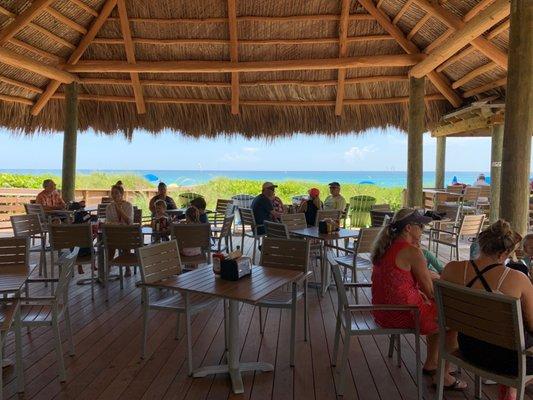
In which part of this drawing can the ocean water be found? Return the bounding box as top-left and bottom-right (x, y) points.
(1, 169), (491, 188)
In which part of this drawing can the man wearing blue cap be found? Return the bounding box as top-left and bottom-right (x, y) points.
(324, 182), (346, 211)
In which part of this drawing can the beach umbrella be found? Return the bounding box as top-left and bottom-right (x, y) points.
(144, 173), (159, 182)
(359, 180), (375, 185)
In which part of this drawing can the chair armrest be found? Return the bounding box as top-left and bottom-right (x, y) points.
(346, 304), (419, 312)
(429, 228), (458, 235)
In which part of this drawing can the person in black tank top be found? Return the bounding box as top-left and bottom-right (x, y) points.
(298, 188), (323, 226)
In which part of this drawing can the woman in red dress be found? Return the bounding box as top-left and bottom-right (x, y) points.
(371, 208), (466, 391)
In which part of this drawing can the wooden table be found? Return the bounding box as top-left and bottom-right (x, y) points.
(290, 227), (360, 295)
(153, 265), (305, 394)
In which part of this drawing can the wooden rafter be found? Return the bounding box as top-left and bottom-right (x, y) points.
(117, 0), (145, 114)
(31, 0), (118, 116)
(356, 0), (462, 107)
(407, 13), (430, 40)
(45, 6), (88, 34)
(0, 75), (43, 93)
(452, 62), (496, 89)
(78, 75), (409, 88)
(0, 0), (56, 45)
(462, 77), (506, 98)
(393, 0), (414, 25)
(464, 0), (496, 22)
(410, 0), (509, 78)
(335, 0), (351, 116)
(423, 29), (453, 53)
(9, 38), (63, 62)
(69, 0), (98, 17)
(432, 113), (504, 137)
(0, 93), (33, 105)
(63, 54), (425, 73)
(412, 0), (509, 70)
(227, 0), (239, 115)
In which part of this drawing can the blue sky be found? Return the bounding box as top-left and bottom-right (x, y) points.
(0, 126), (526, 171)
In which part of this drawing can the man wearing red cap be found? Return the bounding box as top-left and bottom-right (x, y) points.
(298, 187), (323, 226)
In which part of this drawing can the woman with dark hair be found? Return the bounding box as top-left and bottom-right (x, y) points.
(371, 208), (467, 391)
(149, 182), (177, 214)
(442, 220), (533, 400)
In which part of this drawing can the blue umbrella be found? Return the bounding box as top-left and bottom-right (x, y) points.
(452, 176), (458, 184)
(144, 173), (159, 182)
(359, 180), (375, 185)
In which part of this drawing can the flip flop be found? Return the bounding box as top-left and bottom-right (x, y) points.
(432, 379), (467, 392)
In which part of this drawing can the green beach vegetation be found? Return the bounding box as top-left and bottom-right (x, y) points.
(0, 173), (403, 211)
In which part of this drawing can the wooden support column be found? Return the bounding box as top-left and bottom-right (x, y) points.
(435, 136), (446, 189)
(490, 124), (504, 223)
(500, 0), (532, 235)
(62, 82), (78, 203)
(407, 76), (425, 207)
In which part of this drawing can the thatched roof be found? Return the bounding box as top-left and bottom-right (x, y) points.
(0, 0), (509, 137)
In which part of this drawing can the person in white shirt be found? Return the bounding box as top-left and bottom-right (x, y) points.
(323, 182), (347, 211)
(473, 173), (489, 187)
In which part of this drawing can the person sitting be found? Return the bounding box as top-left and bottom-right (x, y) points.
(473, 173), (489, 187)
(519, 234), (533, 271)
(179, 206), (202, 258)
(151, 199), (170, 242)
(190, 196), (208, 223)
(271, 195), (285, 222)
(298, 188), (323, 226)
(106, 184), (134, 276)
(149, 182), (177, 214)
(36, 179), (66, 211)
(251, 182), (281, 234)
(324, 182), (346, 211)
(441, 220), (531, 400)
(371, 208), (467, 391)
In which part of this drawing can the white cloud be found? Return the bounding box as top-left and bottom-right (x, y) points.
(343, 145), (376, 162)
(222, 147), (261, 162)
(242, 146), (259, 154)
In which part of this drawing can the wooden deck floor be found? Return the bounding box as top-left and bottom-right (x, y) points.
(1, 233), (532, 400)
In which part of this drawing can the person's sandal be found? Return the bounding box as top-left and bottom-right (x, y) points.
(432, 378), (467, 392)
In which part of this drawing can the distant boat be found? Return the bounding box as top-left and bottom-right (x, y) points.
(144, 173), (159, 182)
(359, 180), (375, 185)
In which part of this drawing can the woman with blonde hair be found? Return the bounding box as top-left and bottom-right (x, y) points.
(441, 220), (532, 400)
(371, 208), (467, 391)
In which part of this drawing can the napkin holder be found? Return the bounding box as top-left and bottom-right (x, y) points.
(220, 256), (252, 281)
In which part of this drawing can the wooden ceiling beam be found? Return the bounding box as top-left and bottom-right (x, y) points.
(464, 0), (496, 22)
(63, 54), (425, 74)
(0, 0), (56, 45)
(412, 0), (509, 70)
(393, 0), (414, 25)
(432, 113), (504, 137)
(423, 28), (453, 53)
(9, 38), (63, 62)
(0, 93), (34, 106)
(357, 0), (461, 107)
(451, 62), (496, 89)
(31, 0), (118, 116)
(0, 47), (75, 83)
(227, 0), (239, 115)
(69, 0), (99, 17)
(407, 13), (431, 40)
(117, 0), (145, 114)
(335, 0), (351, 116)
(462, 76), (506, 98)
(45, 6), (88, 34)
(0, 75), (43, 93)
(410, 0), (509, 78)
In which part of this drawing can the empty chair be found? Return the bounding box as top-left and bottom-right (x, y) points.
(49, 223), (96, 299)
(171, 223), (211, 267)
(429, 214), (485, 260)
(257, 237), (310, 366)
(264, 221), (290, 239)
(348, 195), (376, 228)
(211, 214), (234, 253)
(0, 237), (28, 269)
(21, 248), (78, 382)
(238, 208), (263, 263)
(370, 210), (394, 227)
(315, 209), (341, 226)
(211, 199), (233, 227)
(447, 185), (463, 194)
(11, 214), (49, 280)
(280, 213), (307, 231)
(0, 300), (24, 400)
(137, 241), (217, 372)
(102, 224), (144, 299)
(329, 260), (422, 398)
(24, 203), (49, 229)
(434, 280), (532, 400)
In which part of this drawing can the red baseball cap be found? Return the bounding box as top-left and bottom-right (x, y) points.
(308, 188), (320, 197)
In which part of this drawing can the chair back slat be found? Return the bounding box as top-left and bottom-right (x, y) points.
(102, 224), (143, 250)
(328, 255), (349, 309)
(218, 215), (235, 238)
(371, 204), (391, 211)
(435, 280), (523, 352)
(435, 204), (461, 224)
(216, 199), (233, 214)
(281, 213), (307, 231)
(171, 223), (211, 250)
(315, 210), (341, 227)
(458, 214), (485, 236)
(355, 227), (381, 254)
(260, 237), (309, 272)
(264, 221), (290, 239)
(447, 185), (463, 194)
(138, 240), (182, 284)
(238, 208), (256, 228)
(97, 204), (107, 219)
(0, 237), (28, 267)
(49, 223), (93, 250)
(370, 210), (394, 227)
(54, 248), (77, 306)
(100, 197), (112, 204)
(11, 214), (43, 237)
(463, 186), (481, 203)
(477, 186), (491, 199)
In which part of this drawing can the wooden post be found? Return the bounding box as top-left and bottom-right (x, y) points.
(407, 76), (425, 207)
(490, 124), (504, 223)
(499, 0), (532, 235)
(62, 82), (78, 202)
(435, 136), (446, 189)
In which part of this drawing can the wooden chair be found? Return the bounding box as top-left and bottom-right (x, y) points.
(96, 203), (107, 220)
(100, 196), (112, 204)
(11, 214), (49, 280)
(315, 209), (341, 226)
(49, 223), (96, 299)
(434, 280), (533, 400)
(0, 237), (28, 269)
(429, 214), (485, 261)
(447, 185), (463, 194)
(257, 237), (310, 366)
(281, 213), (307, 231)
(102, 224), (143, 299)
(329, 261), (422, 398)
(238, 208), (263, 263)
(370, 210), (394, 227)
(330, 227), (381, 303)
(210, 199), (233, 227)
(21, 248), (78, 382)
(463, 186), (481, 207)
(340, 203), (350, 228)
(0, 300), (23, 400)
(24, 203), (49, 230)
(264, 221), (290, 239)
(171, 223), (211, 267)
(211, 214), (234, 253)
(137, 241), (217, 373)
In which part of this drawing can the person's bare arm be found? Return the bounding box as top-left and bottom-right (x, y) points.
(517, 274), (533, 332)
(298, 202), (307, 213)
(404, 247), (435, 299)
